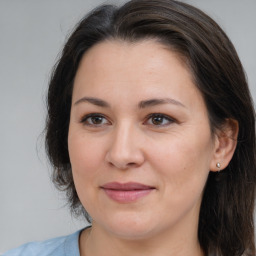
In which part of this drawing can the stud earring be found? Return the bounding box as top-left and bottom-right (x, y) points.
(216, 162), (221, 169)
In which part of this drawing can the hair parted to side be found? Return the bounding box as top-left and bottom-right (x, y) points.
(45, 0), (256, 255)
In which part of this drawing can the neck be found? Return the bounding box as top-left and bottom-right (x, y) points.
(80, 222), (204, 256)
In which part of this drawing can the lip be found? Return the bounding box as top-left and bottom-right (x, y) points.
(100, 182), (155, 203)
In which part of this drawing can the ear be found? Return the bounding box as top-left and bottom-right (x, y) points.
(210, 119), (239, 172)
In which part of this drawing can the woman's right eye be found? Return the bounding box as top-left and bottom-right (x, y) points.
(80, 114), (110, 127)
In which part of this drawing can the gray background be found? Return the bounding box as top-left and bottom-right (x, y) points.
(0, 0), (255, 253)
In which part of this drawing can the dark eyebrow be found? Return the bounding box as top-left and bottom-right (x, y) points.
(139, 98), (186, 108)
(74, 97), (110, 107)
(74, 97), (185, 109)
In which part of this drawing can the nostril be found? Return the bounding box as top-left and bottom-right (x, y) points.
(107, 161), (138, 170)
(105, 140), (145, 169)
(127, 162), (137, 166)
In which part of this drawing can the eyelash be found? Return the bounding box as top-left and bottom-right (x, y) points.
(80, 113), (176, 127)
(80, 113), (111, 127)
(145, 113), (176, 127)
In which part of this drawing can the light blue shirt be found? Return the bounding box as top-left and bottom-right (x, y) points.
(3, 229), (84, 256)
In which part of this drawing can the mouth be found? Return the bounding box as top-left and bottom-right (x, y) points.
(100, 182), (156, 203)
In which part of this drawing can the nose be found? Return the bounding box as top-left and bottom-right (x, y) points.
(105, 122), (145, 170)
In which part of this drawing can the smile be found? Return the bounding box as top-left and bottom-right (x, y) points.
(100, 182), (155, 203)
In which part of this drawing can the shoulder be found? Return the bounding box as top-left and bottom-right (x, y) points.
(2, 229), (83, 256)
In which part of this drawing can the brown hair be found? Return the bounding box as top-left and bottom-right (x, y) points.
(45, 1), (256, 255)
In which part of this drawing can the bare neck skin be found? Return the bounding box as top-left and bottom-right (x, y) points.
(79, 210), (204, 256)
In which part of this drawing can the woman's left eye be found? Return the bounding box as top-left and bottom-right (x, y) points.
(145, 114), (175, 127)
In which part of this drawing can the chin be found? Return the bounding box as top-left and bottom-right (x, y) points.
(99, 212), (158, 240)
(109, 226), (156, 241)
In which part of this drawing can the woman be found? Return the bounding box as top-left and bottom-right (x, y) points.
(4, 0), (255, 255)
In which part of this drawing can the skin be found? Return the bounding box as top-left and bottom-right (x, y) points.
(68, 40), (237, 256)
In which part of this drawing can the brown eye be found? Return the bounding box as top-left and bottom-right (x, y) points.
(91, 116), (104, 124)
(81, 114), (110, 126)
(152, 115), (165, 125)
(145, 114), (175, 126)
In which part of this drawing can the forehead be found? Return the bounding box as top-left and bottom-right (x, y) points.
(72, 39), (203, 109)
(76, 39), (190, 76)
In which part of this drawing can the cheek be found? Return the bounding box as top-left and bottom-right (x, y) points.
(68, 133), (104, 181)
(148, 130), (213, 192)
(68, 132), (106, 212)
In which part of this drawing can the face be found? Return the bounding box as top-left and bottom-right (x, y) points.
(68, 40), (217, 240)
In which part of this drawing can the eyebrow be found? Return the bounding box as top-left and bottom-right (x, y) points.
(74, 97), (110, 107)
(138, 98), (186, 108)
(74, 96), (185, 108)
